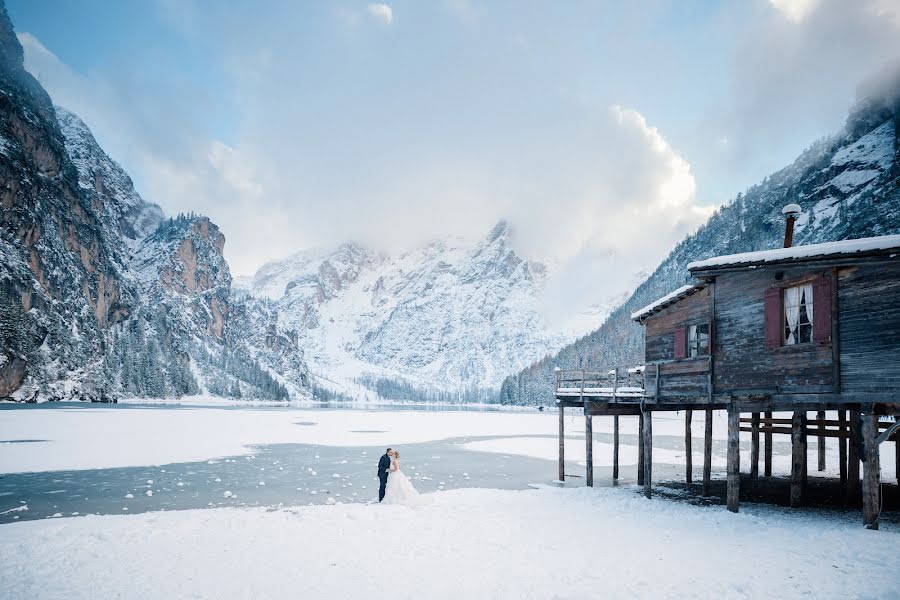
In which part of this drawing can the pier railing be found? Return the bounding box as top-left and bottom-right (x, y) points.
(555, 366), (646, 399)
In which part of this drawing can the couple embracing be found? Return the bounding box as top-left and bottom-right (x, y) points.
(377, 448), (429, 506)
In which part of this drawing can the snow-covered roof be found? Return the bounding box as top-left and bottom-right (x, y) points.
(631, 283), (706, 322)
(687, 234), (900, 272)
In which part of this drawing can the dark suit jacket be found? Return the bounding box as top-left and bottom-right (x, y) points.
(378, 453), (391, 479)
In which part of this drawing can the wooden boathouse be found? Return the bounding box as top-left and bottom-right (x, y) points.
(556, 207), (900, 528)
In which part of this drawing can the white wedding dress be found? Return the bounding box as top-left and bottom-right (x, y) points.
(383, 459), (430, 507)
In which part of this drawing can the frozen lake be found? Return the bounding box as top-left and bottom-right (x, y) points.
(0, 402), (727, 523)
(1, 402), (895, 524)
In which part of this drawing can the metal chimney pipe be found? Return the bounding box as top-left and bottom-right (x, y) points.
(782, 204), (801, 248)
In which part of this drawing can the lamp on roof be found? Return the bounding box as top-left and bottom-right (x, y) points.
(782, 204), (802, 249)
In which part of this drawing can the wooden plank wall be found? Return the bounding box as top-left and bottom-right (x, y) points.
(645, 289), (710, 362)
(713, 266), (833, 394)
(644, 289), (710, 398)
(838, 262), (900, 393)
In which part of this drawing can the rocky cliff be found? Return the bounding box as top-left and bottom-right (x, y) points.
(0, 2), (307, 401)
(0, 3), (134, 398)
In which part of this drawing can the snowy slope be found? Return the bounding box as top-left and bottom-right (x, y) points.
(247, 222), (566, 396)
(501, 76), (900, 404)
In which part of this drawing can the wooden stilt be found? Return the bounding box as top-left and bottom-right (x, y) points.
(685, 410), (693, 484)
(585, 414), (593, 487)
(817, 410), (826, 472)
(790, 411), (806, 508)
(861, 413), (881, 530)
(801, 412), (808, 499)
(764, 410), (773, 477)
(896, 438), (899, 487)
(750, 413), (760, 479)
(703, 409), (713, 496)
(726, 408), (740, 513)
(637, 413), (645, 486)
(642, 410), (653, 499)
(838, 410), (848, 485)
(612, 415), (619, 483)
(558, 402), (565, 482)
(847, 409), (861, 505)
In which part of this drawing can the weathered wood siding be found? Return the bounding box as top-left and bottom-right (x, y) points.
(713, 266), (833, 394)
(644, 288), (710, 398)
(838, 262), (900, 393)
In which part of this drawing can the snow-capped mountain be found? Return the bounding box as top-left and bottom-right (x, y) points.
(0, 4), (308, 401)
(501, 70), (900, 404)
(245, 221), (566, 397)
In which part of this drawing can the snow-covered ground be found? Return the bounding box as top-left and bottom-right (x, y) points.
(2, 486), (898, 599)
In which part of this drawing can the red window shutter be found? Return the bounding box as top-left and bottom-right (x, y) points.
(674, 327), (687, 360)
(764, 288), (782, 350)
(812, 275), (832, 343)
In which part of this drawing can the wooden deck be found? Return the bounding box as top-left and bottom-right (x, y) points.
(555, 367), (900, 528)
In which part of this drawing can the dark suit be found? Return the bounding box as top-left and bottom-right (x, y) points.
(377, 453), (391, 501)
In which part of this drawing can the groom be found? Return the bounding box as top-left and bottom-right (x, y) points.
(377, 448), (394, 502)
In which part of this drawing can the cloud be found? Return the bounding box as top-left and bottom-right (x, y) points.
(531, 106), (712, 334)
(685, 0), (900, 210)
(768, 0), (821, 22)
(367, 3), (393, 25)
(15, 0), (900, 337)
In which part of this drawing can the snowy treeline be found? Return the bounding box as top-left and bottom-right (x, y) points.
(354, 375), (499, 404)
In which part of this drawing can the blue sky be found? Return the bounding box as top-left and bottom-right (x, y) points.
(8, 0), (900, 329)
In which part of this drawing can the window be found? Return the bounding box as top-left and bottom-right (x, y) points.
(688, 323), (709, 357)
(783, 284), (813, 345)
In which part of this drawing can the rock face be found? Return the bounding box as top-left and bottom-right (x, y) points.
(0, 2), (307, 400)
(56, 107), (164, 246)
(132, 215), (231, 341)
(0, 3), (133, 398)
(501, 76), (900, 404)
(246, 221), (565, 399)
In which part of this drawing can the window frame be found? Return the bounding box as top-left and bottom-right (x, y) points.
(687, 322), (710, 358)
(782, 283), (813, 346)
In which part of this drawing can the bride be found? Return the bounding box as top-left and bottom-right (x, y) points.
(382, 451), (430, 506)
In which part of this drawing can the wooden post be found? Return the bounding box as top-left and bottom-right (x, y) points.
(896, 438), (899, 487)
(764, 410), (773, 477)
(585, 414), (593, 487)
(703, 409), (713, 496)
(637, 413), (645, 486)
(847, 409), (861, 504)
(726, 407), (740, 513)
(612, 415), (619, 483)
(685, 409), (693, 484)
(642, 410), (653, 499)
(861, 413), (881, 530)
(838, 410), (848, 485)
(817, 410), (826, 472)
(801, 411), (808, 498)
(558, 401), (565, 482)
(750, 413), (760, 479)
(790, 411), (806, 508)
